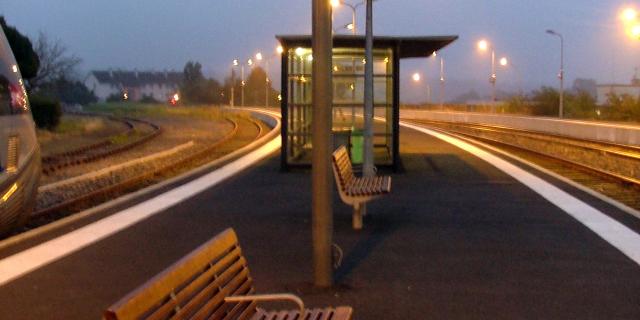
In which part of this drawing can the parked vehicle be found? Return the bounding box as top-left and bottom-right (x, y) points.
(0, 27), (41, 235)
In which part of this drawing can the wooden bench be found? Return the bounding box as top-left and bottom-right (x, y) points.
(103, 228), (353, 320)
(332, 145), (391, 230)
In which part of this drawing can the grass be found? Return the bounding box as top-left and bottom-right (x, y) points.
(85, 103), (247, 121)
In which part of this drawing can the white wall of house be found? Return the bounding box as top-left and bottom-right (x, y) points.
(596, 84), (640, 105)
(84, 72), (180, 102)
(84, 74), (120, 102)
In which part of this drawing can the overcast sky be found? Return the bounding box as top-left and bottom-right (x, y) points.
(1, 1), (639, 102)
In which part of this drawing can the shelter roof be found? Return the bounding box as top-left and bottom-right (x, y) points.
(275, 35), (458, 58)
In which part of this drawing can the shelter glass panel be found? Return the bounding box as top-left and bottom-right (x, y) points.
(285, 47), (394, 167)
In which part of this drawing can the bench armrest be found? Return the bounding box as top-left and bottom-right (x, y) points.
(224, 293), (305, 315)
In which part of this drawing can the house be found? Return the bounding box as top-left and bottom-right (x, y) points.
(596, 73), (640, 105)
(84, 70), (183, 102)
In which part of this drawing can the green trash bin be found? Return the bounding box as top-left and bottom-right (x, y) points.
(350, 128), (364, 164)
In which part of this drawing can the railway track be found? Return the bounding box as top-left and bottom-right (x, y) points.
(409, 119), (640, 212)
(29, 116), (266, 226)
(41, 114), (161, 175)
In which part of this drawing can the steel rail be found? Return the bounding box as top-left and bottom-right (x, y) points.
(408, 120), (640, 188)
(32, 116), (263, 218)
(414, 119), (640, 161)
(42, 115), (162, 174)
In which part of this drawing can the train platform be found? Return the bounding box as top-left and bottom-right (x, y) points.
(0, 119), (639, 319)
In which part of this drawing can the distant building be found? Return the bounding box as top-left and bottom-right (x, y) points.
(573, 78), (597, 98)
(596, 72), (640, 105)
(84, 70), (182, 102)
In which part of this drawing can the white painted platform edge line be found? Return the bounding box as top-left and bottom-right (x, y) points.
(0, 136), (281, 287)
(401, 120), (640, 267)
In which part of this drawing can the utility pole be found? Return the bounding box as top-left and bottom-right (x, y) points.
(363, 0), (375, 177)
(311, 0), (333, 288)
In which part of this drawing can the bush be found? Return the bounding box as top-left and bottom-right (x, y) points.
(106, 93), (124, 103)
(530, 87), (559, 116)
(139, 94), (158, 104)
(29, 95), (62, 130)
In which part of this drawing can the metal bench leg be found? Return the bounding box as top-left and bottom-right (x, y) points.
(353, 203), (364, 230)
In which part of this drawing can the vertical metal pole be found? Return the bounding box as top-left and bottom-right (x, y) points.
(559, 34), (564, 118)
(363, 0), (375, 177)
(351, 6), (357, 35)
(491, 49), (496, 102)
(230, 67), (235, 107)
(266, 60), (270, 107)
(241, 65), (245, 107)
(440, 57), (445, 109)
(490, 49), (496, 113)
(312, 0), (333, 288)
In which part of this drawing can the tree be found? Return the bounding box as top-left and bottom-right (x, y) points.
(565, 90), (596, 118)
(180, 61), (226, 105)
(243, 66), (279, 106)
(530, 86), (560, 116)
(0, 16), (39, 81)
(606, 93), (640, 121)
(38, 76), (97, 105)
(29, 32), (82, 90)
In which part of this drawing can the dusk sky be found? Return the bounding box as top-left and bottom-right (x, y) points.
(1, 1), (639, 102)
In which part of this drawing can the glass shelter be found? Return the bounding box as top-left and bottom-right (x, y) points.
(277, 35), (457, 170)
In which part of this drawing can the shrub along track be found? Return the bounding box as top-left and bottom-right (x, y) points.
(27, 116), (266, 229)
(409, 119), (640, 212)
(41, 113), (161, 175)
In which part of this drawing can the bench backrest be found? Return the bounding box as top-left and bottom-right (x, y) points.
(332, 146), (355, 191)
(104, 228), (257, 320)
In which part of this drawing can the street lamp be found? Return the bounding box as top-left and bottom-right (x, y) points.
(622, 7), (638, 23)
(331, 0), (372, 35)
(412, 73), (432, 104)
(254, 46), (283, 107)
(477, 39), (497, 105)
(546, 29), (564, 118)
(439, 56), (445, 109)
(232, 58), (254, 107)
(230, 59), (239, 107)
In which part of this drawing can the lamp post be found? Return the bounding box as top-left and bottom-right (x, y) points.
(230, 59), (239, 107)
(412, 72), (432, 105)
(233, 58), (256, 107)
(433, 51), (445, 109)
(546, 29), (564, 118)
(499, 56), (524, 96)
(478, 39), (497, 108)
(331, 0), (366, 35)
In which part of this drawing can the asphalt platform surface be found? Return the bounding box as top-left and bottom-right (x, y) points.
(0, 126), (639, 319)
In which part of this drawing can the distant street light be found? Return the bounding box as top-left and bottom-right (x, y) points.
(230, 59), (239, 107)
(633, 24), (640, 39)
(412, 72), (432, 104)
(498, 56), (524, 95)
(331, 0), (375, 35)
(622, 7), (638, 23)
(440, 57), (445, 108)
(254, 46), (283, 107)
(232, 57), (254, 107)
(546, 29), (564, 118)
(477, 39), (497, 105)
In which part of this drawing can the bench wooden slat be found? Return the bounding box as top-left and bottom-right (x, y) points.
(104, 228), (353, 320)
(144, 246), (246, 320)
(254, 306), (353, 320)
(173, 261), (252, 320)
(202, 273), (253, 320)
